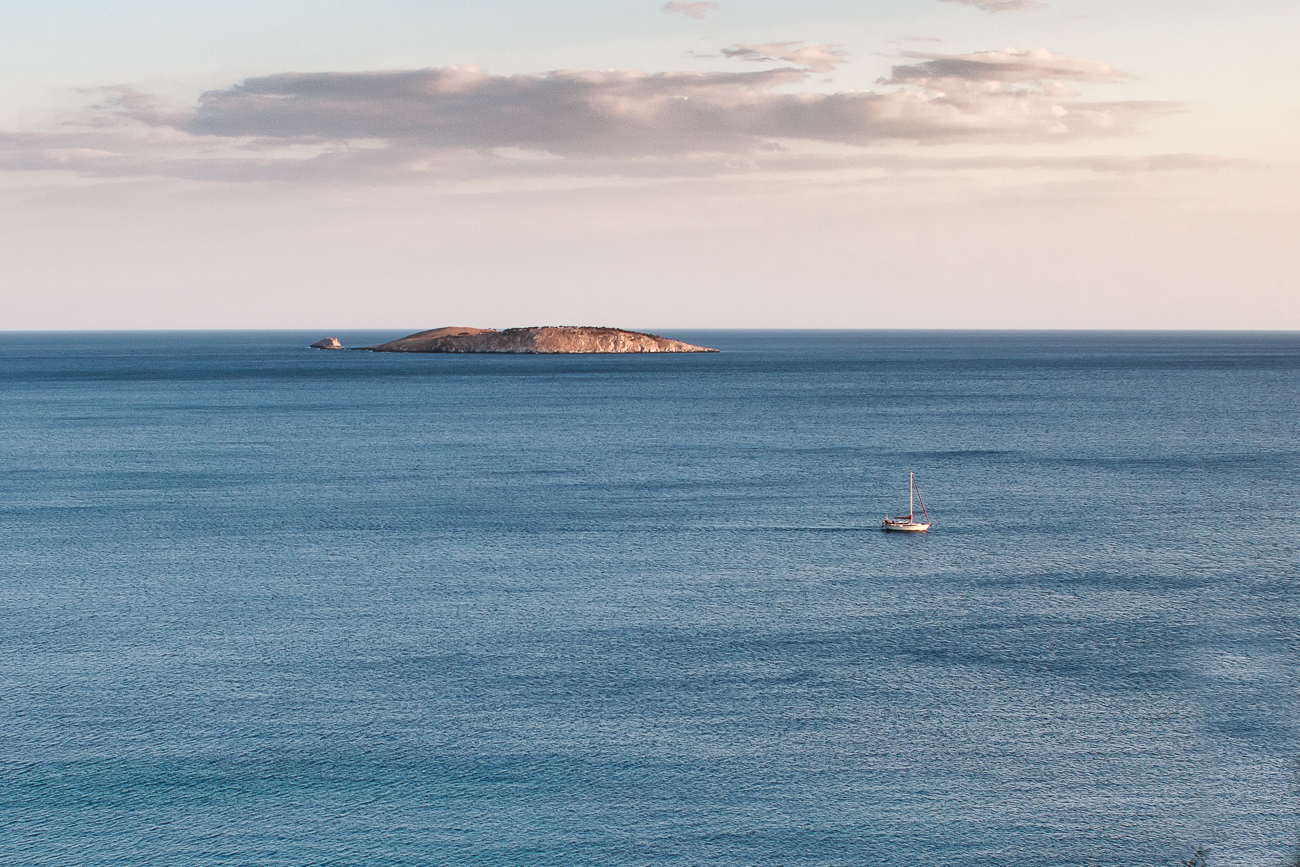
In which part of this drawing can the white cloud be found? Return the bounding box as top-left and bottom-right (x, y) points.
(721, 42), (848, 73)
(663, 1), (718, 19)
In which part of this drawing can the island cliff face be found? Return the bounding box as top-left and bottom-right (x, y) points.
(362, 326), (717, 354)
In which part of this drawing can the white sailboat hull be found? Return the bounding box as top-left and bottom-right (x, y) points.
(881, 520), (930, 533)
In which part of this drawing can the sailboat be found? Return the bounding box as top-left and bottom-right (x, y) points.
(881, 472), (931, 533)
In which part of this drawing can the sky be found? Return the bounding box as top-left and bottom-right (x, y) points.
(1, 0), (1297, 330)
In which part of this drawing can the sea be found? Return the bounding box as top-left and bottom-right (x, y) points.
(1, 330), (1296, 867)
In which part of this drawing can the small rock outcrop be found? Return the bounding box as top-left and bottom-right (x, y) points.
(362, 326), (718, 354)
(310, 337), (345, 350)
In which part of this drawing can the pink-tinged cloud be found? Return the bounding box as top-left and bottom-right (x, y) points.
(886, 47), (1131, 88)
(166, 57), (1163, 153)
(0, 49), (1179, 182)
(721, 42), (848, 73)
(0, 124), (1231, 185)
(940, 0), (1046, 12)
(663, 1), (718, 19)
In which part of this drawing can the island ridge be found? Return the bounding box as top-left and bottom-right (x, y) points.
(310, 326), (718, 354)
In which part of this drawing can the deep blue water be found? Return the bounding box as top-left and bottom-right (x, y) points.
(1, 330), (1297, 867)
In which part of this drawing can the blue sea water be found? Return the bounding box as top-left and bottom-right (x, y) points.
(0, 330), (1297, 867)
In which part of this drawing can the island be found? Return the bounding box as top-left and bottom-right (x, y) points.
(314, 326), (718, 354)
(309, 337), (345, 350)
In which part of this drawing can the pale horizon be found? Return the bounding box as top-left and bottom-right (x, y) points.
(3, 0), (1297, 331)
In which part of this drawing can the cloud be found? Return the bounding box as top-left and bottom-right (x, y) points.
(663, 1), (718, 19)
(0, 108), (1240, 193)
(0, 48), (1178, 183)
(886, 47), (1131, 88)
(721, 42), (848, 73)
(940, 0), (1047, 12)
(161, 55), (1162, 155)
(174, 66), (828, 156)
(0, 122), (1237, 189)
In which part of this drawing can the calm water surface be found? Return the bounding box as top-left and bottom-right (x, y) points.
(1, 331), (1297, 867)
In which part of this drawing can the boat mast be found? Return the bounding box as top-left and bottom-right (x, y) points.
(909, 472), (915, 519)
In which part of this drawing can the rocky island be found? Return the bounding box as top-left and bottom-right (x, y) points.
(309, 337), (345, 350)
(310, 326), (718, 354)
